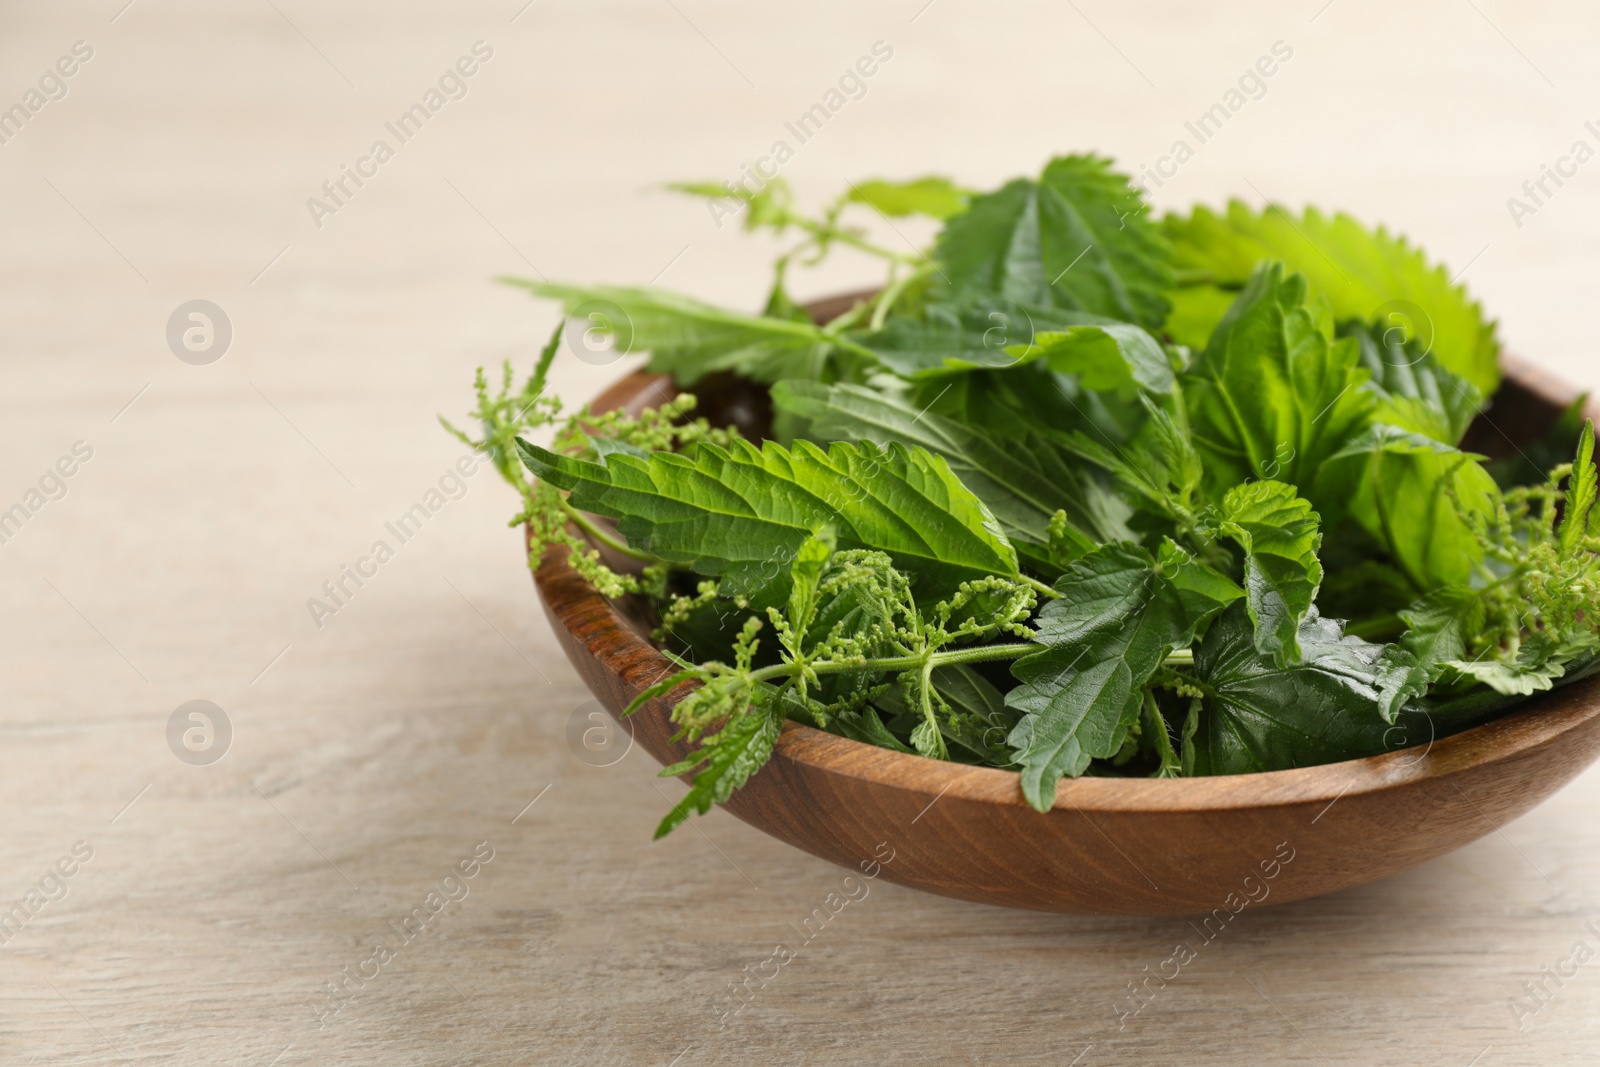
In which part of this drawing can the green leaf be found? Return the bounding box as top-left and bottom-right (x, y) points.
(847, 176), (969, 220)
(1164, 284), (1240, 351)
(785, 528), (837, 638)
(852, 298), (1109, 378)
(1158, 537), (1247, 624)
(935, 155), (1173, 330)
(1444, 659), (1563, 697)
(1163, 202), (1500, 395)
(772, 380), (1133, 552)
(1343, 320), (1482, 445)
(1313, 425), (1499, 590)
(518, 436), (1018, 605)
(1435, 633), (1600, 700)
(1004, 324), (1174, 395)
(501, 279), (862, 385)
(655, 699), (784, 838)
(1216, 480), (1324, 666)
(1006, 543), (1240, 809)
(1561, 420), (1598, 558)
(829, 704), (915, 753)
(1185, 603), (1430, 775)
(1183, 263), (1375, 496)
(1399, 585), (1486, 678)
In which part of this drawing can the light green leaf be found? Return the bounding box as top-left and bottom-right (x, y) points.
(1561, 419), (1598, 558)
(1217, 480), (1324, 666)
(1004, 323), (1173, 395)
(1006, 543), (1239, 810)
(847, 176), (968, 220)
(1164, 202), (1500, 394)
(1313, 425), (1499, 590)
(1445, 644), (1565, 697)
(1183, 263), (1374, 496)
(518, 436), (1018, 605)
(655, 699), (784, 838)
(501, 279), (864, 384)
(1399, 585), (1486, 678)
(935, 155), (1172, 330)
(1157, 537), (1246, 625)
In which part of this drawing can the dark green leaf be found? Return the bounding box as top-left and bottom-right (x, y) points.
(853, 298), (1108, 378)
(1007, 543), (1240, 809)
(1185, 603), (1429, 775)
(935, 155), (1172, 329)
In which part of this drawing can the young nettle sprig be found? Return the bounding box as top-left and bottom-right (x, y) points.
(442, 322), (740, 599)
(631, 533), (1041, 834)
(1470, 422), (1600, 657)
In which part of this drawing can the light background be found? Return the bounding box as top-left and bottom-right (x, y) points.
(3, 1), (1599, 1064)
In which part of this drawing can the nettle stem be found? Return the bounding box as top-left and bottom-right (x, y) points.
(561, 501), (657, 562)
(1022, 575), (1063, 600)
(746, 641), (1194, 686)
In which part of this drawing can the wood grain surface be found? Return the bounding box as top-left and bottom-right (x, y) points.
(7, 1), (1600, 1063)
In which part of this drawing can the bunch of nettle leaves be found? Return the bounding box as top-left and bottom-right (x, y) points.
(447, 154), (1600, 838)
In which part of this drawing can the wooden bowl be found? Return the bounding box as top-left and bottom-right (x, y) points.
(533, 294), (1600, 915)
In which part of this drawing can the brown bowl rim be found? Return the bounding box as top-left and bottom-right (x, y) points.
(535, 317), (1600, 818)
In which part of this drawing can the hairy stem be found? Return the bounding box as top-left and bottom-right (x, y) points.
(561, 501), (657, 562)
(1022, 575), (1063, 600)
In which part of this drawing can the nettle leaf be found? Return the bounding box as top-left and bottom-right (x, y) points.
(854, 298), (1109, 378)
(1560, 420), (1598, 558)
(1216, 480), (1324, 666)
(518, 436), (1017, 604)
(503, 280), (865, 384)
(935, 155), (1173, 330)
(1399, 585), (1486, 678)
(773, 380), (1133, 555)
(655, 699), (783, 839)
(847, 176), (969, 220)
(1003, 324), (1174, 396)
(1443, 648), (1566, 697)
(1184, 264), (1374, 496)
(1006, 543), (1240, 809)
(1163, 202), (1501, 394)
(1313, 424), (1499, 590)
(1185, 603), (1430, 775)
(1343, 320), (1483, 445)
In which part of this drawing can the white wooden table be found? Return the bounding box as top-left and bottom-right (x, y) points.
(5, 1), (1600, 1063)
